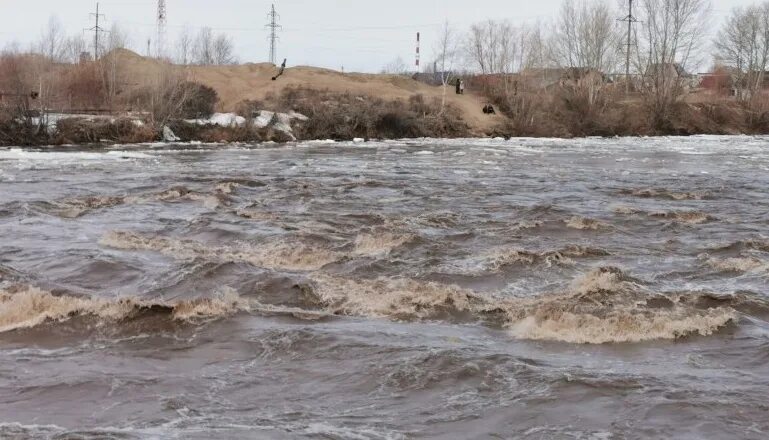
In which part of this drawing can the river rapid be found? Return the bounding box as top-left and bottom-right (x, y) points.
(1, 136), (768, 439)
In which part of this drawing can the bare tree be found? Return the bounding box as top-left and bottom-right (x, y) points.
(637, 0), (711, 126)
(63, 34), (88, 64)
(466, 20), (508, 74)
(38, 15), (66, 62)
(101, 23), (131, 107)
(107, 23), (130, 53)
(550, 0), (622, 73)
(176, 26), (193, 65)
(381, 57), (409, 74)
(191, 28), (235, 65)
(715, 3), (769, 101)
(465, 20), (546, 75)
(212, 34), (236, 65)
(433, 20), (459, 112)
(193, 27), (215, 65)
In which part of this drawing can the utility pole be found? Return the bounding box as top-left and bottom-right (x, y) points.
(156, 0), (167, 59)
(265, 4), (282, 64)
(86, 2), (107, 60)
(618, 0), (639, 93)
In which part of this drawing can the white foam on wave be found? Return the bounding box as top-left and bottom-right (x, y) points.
(0, 285), (248, 333)
(0, 148), (154, 162)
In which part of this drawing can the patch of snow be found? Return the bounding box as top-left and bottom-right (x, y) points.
(162, 126), (181, 142)
(353, 138), (365, 143)
(288, 111), (309, 121)
(254, 111), (275, 129)
(185, 113), (246, 127)
(252, 110), (309, 141)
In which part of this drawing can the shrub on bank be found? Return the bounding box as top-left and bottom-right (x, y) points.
(0, 117), (49, 146)
(165, 121), (294, 144)
(264, 87), (470, 140)
(168, 82), (219, 119)
(54, 118), (156, 144)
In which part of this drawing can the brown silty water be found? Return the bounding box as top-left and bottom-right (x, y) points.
(1, 136), (769, 439)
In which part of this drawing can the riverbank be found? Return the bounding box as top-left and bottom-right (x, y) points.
(4, 49), (769, 146)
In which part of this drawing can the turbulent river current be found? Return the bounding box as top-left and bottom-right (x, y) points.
(1, 136), (769, 439)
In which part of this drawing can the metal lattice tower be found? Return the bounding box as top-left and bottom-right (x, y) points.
(618, 0), (639, 92)
(156, 0), (167, 59)
(266, 4), (282, 64)
(86, 2), (107, 60)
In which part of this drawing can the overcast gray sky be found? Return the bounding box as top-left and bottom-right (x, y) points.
(0, 0), (761, 72)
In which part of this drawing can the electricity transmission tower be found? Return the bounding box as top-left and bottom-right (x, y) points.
(618, 0), (639, 92)
(86, 2), (107, 60)
(156, 0), (167, 59)
(266, 4), (282, 64)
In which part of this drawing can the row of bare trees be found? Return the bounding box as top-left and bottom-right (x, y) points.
(37, 16), (130, 64)
(175, 27), (236, 66)
(422, 0), (710, 79)
(715, 2), (769, 103)
(24, 14), (236, 66)
(400, 0), (711, 129)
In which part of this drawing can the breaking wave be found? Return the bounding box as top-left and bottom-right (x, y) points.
(613, 206), (716, 225)
(707, 238), (769, 254)
(42, 196), (125, 219)
(352, 231), (414, 257)
(705, 256), (769, 274)
(564, 216), (609, 230)
(613, 205), (642, 215)
(3, 267), (760, 344)
(0, 285), (246, 333)
(506, 268), (736, 344)
(100, 231), (342, 271)
(446, 245), (611, 274)
(649, 210), (714, 225)
(303, 267), (746, 344)
(42, 185), (234, 218)
(620, 188), (712, 200)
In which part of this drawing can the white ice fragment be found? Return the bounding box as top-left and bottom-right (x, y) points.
(162, 126), (181, 142)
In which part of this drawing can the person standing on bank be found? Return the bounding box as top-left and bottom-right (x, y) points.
(460, 79), (465, 95)
(455, 78), (461, 95)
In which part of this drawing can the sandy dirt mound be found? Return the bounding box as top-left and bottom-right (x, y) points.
(112, 49), (502, 135)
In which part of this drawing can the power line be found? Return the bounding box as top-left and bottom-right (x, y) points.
(265, 4), (281, 64)
(85, 2), (108, 60)
(156, 0), (167, 58)
(618, 0), (639, 92)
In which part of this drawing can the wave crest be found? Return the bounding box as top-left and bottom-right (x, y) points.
(100, 231), (342, 271)
(304, 268), (740, 344)
(0, 285), (246, 333)
(450, 245), (609, 274)
(706, 256), (769, 274)
(564, 216), (608, 230)
(307, 276), (479, 320)
(621, 188), (711, 200)
(649, 210), (713, 225)
(352, 231), (414, 257)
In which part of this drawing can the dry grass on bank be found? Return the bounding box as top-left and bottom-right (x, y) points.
(261, 87), (470, 140)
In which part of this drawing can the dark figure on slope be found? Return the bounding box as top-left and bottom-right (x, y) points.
(272, 59), (287, 81)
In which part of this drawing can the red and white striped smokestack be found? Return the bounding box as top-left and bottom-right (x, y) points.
(415, 32), (421, 69)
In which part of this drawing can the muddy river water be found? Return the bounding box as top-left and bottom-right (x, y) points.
(1, 136), (768, 439)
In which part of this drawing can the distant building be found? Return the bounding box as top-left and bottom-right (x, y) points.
(698, 69), (735, 96)
(79, 52), (93, 65)
(520, 67), (610, 90)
